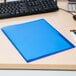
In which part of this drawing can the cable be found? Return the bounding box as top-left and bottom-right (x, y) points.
(59, 8), (74, 16)
(59, 8), (76, 21)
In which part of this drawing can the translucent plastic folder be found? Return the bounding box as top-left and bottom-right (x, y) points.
(1, 19), (75, 62)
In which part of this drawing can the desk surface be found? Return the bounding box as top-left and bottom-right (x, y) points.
(0, 0), (76, 70)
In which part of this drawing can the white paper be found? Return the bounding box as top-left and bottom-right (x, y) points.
(70, 32), (76, 42)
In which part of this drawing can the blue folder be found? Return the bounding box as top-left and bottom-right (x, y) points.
(1, 19), (75, 62)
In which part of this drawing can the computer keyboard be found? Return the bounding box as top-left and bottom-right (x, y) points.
(0, 0), (59, 19)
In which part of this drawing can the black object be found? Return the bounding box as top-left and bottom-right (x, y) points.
(74, 31), (76, 34)
(68, 0), (76, 2)
(0, 0), (59, 19)
(73, 15), (76, 21)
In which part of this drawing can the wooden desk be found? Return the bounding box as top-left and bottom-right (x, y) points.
(0, 0), (76, 70)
